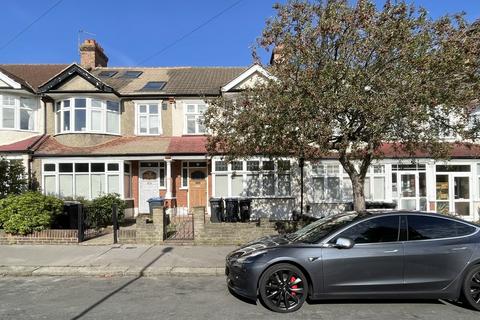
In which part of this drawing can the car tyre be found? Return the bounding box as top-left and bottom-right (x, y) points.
(259, 263), (308, 313)
(462, 264), (480, 311)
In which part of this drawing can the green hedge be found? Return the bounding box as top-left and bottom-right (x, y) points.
(0, 192), (63, 235)
(0, 158), (28, 199)
(82, 193), (126, 230)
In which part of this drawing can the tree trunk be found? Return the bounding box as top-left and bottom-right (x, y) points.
(351, 175), (366, 212)
(338, 153), (370, 213)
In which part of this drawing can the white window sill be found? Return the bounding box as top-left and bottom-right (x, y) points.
(136, 133), (163, 137)
(0, 128), (38, 133)
(179, 187), (188, 190)
(54, 132), (121, 136)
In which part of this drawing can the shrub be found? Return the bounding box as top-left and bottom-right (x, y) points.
(0, 158), (28, 199)
(84, 193), (125, 229)
(0, 192), (63, 235)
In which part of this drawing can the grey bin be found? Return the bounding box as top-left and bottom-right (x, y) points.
(209, 197), (224, 223)
(224, 198), (240, 222)
(147, 197), (165, 214)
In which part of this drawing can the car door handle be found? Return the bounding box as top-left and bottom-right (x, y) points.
(383, 249), (399, 253)
(451, 247), (468, 251)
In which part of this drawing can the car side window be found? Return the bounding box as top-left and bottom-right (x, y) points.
(332, 216), (400, 244)
(407, 215), (477, 241)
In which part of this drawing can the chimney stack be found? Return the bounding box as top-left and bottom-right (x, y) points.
(79, 39), (108, 70)
(269, 44), (284, 65)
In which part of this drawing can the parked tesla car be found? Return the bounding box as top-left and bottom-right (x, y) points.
(225, 211), (480, 313)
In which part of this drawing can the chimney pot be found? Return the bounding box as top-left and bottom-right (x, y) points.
(79, 39), (108, 70)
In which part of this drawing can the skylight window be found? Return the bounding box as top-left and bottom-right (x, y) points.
(141, 81), (167, 91)
(98, 70), (117, 78)
(120, 71), (143, 78)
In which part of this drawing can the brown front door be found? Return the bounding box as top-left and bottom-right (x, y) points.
(189, 169), (207, 208)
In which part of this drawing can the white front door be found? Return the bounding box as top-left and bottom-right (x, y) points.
(139, 165), (160, 213)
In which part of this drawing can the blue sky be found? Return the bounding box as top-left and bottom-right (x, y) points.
(0, 0), (478, 67)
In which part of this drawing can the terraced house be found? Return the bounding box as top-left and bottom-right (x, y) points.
(1, 39), (480, 222)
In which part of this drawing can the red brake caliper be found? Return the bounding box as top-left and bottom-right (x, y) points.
(290, 276), (297, 296)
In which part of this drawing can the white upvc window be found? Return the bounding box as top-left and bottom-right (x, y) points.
(311, 162), (386, 203)
(184, 103), (206, 134)
(212, 158), (292, 198)
(55, 97), (120, 135)
(135, 101), (162, 135)
(0, 94), (37, 131)
(42, 160), (124, 200)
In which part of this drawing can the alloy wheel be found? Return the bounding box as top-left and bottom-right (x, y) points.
(264, 269), (305, 311)
(469, 270), (480, 305)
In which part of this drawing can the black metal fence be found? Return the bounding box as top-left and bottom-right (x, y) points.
(69, 202), (118, 243)
(163, 207), (194, 241)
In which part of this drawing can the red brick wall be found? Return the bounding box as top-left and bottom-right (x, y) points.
(172, 161), (188, 208)
(132, 161), (139, 211)
(207, 162), (212, 198)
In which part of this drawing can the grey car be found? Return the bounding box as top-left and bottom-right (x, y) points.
(225, 211), (480, 313)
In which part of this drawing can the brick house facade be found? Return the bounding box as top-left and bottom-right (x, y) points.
(1, 39), (480, 221)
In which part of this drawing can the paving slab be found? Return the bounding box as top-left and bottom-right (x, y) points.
(0, 244), (236, 277)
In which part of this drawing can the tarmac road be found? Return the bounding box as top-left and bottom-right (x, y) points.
(0, 276), (479, 320)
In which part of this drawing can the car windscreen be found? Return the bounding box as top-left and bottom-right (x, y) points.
(290, 212), (365, 244)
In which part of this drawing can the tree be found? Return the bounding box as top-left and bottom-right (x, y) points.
(0, 157), (28, 199)
(204, 0), (480, 212)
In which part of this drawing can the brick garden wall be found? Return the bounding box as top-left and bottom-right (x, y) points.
(192, 207), (278, 245)
(0, 229), (79, 244)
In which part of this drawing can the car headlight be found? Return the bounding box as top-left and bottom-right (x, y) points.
(236, 250), (268, 265)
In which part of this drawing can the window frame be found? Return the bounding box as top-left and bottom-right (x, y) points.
(54, 97), (120, 135)
(134, 100), (163, 136)
(212, 158), (292, 198)
(311, 162), (387, 203)
(183, 102), (207, 135)
(0, 94), (38, 132)
(41, 160), (124, 200)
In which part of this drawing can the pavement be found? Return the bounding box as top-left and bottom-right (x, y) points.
(0, 244), (236, 277)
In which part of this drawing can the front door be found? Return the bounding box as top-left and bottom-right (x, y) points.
(189, 169), (207, 208)
(322, 215), (404, 294)
(139, 164), (160, 213)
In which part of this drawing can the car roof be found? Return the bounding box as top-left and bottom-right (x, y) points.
(347, 210), (480, 227)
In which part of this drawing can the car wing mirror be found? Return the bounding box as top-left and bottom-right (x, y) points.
(335, 237), (355, 249)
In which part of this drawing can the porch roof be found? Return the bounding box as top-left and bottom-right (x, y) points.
(377, 142), (480, 159)
(0, 135), (46, 153)
(33, 135), (208, 157)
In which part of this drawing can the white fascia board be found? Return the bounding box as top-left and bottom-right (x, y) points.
(0, 71), (22, 89)
(221, 64), (273, 92)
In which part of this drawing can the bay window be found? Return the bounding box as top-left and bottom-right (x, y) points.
(312, 163), (386, 203)
(213, 159), (292, 197)
(0, 94), (38, 131)
(42, 161), (123, 200)
(184, 103), (206, 134)
(55, 98), (120, 134)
